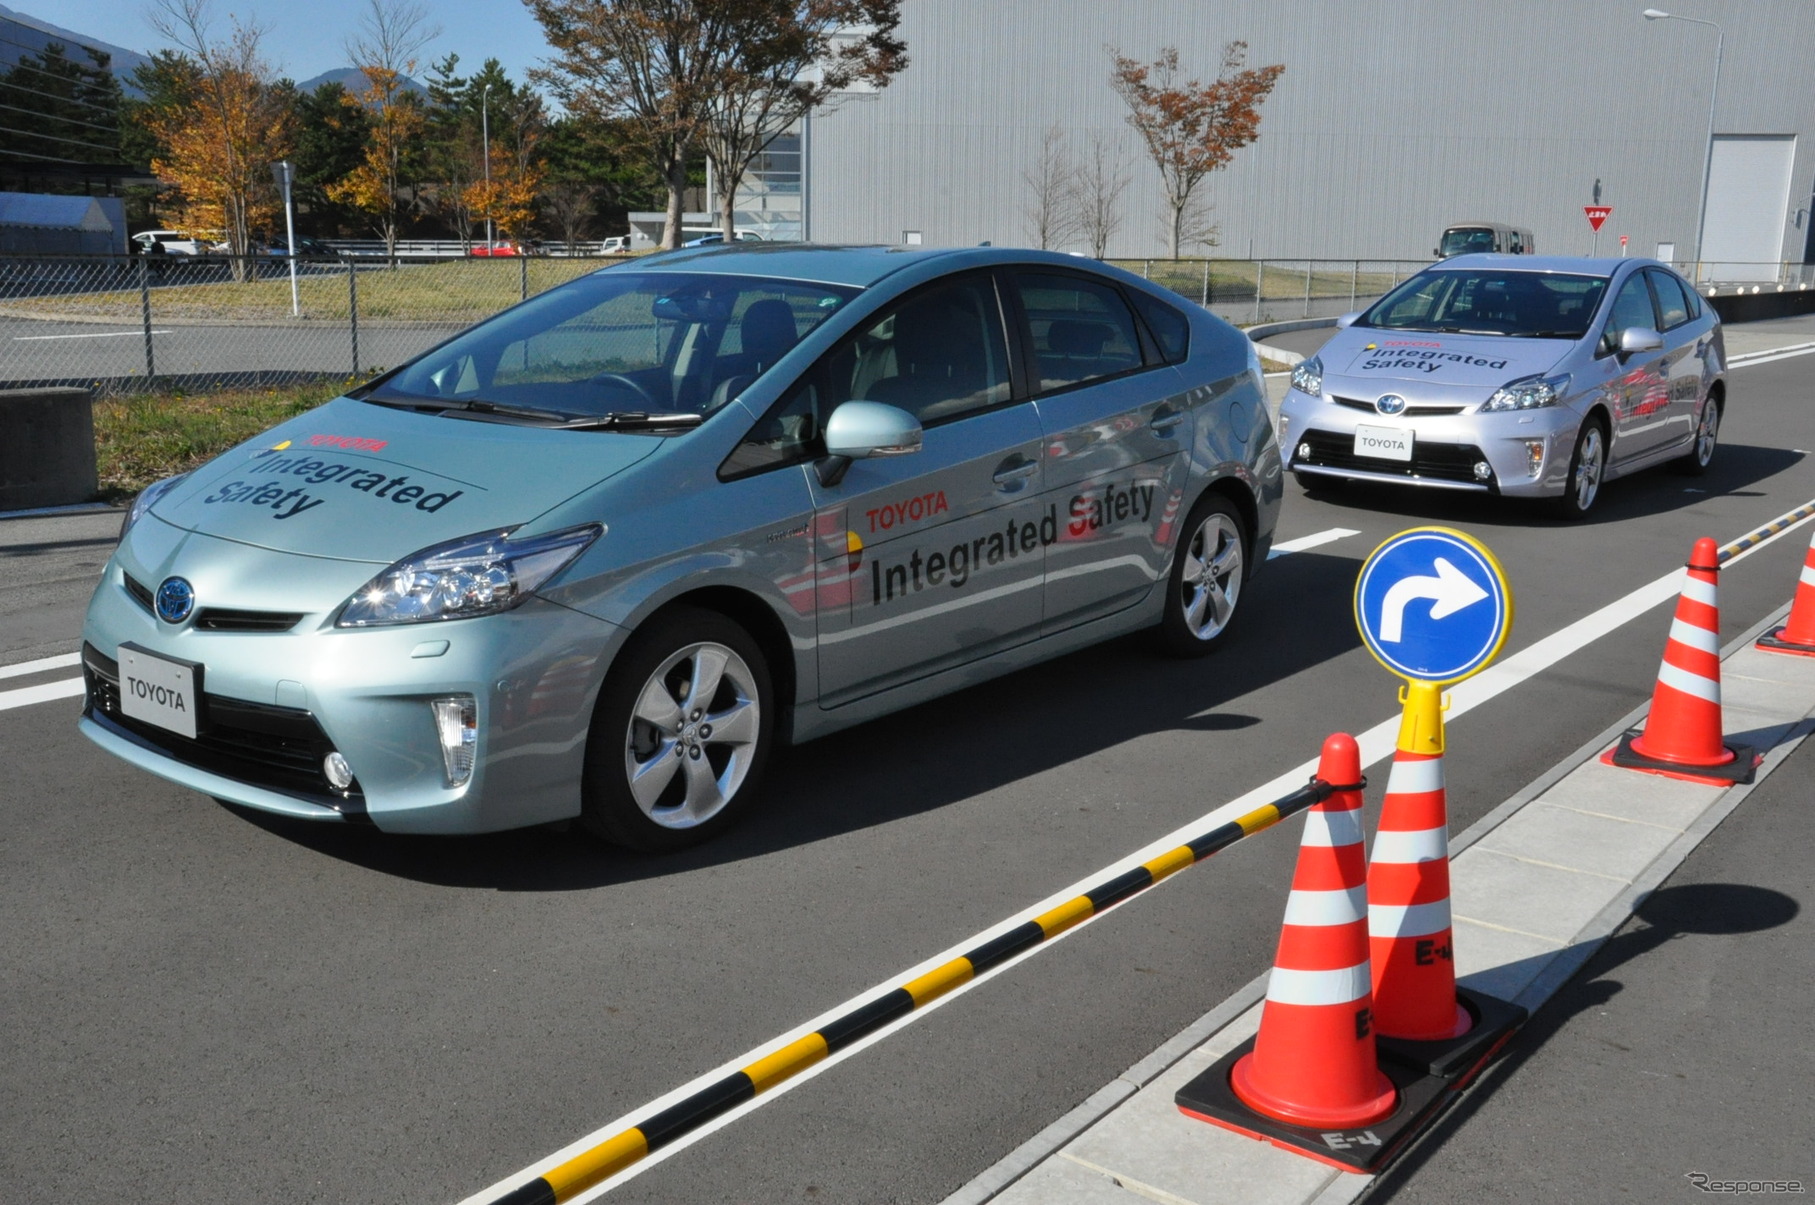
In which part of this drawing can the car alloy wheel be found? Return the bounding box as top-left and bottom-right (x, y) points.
(1156, 495), (1247, 657)
(1553, 421), (1605, 519)
(1675, 400), (1719, 476)
(583, 607), (772, 850)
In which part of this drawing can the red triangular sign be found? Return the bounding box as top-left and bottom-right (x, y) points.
(1584, 205), (1613, 232)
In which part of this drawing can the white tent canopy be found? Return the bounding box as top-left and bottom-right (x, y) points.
(0, 192), (117, 254)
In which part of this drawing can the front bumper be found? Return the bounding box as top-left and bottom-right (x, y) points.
(80, 557), (628, 834)
(1277, 387), (1581, 498)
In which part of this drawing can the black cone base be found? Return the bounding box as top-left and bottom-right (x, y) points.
(1756, 628), (1815, 658)
(1175, 1037), (1450, 1173)
(1374, 987), (1526, 1081)
(1603, 732), (1759, 786)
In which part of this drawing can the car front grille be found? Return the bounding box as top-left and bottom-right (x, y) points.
(1294, 429), (1492, 487)
(121, 574), (304, 632)
(1331, 396), (1468, 417)
(82, 643), (365, 815)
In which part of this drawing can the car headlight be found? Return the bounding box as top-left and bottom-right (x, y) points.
(1481, 373), (1571, 412)
(1290, 355), (1323, 398)
(336, 523), (602, 627)
(119, 473), (187, 542)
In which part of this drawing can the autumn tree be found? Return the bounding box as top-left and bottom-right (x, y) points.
(526, 0), (743, 249)
(696, 0), (906, 241)
(1108, 42), (1283, 259)
(463, 85), (548, 245)
(328, 0), (439, 259)
(1021, 125), (1078, 251)
(143, 0), (294, 277)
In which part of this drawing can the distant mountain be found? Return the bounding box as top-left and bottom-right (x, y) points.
(0, 3), (153, 96)
(298, 67), (426, 96)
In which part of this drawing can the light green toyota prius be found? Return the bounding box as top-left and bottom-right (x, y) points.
(80, 245), (1281, 849)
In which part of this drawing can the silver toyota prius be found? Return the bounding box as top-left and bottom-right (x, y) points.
(1278, 255), (1725, 517)
(80, 245), (1281, 849)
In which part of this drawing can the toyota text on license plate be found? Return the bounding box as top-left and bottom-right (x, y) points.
(118, 644), (200, 739)
(1354, 424), (1413, 462)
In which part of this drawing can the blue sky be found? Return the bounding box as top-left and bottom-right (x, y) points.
(33, 0), (552, 88)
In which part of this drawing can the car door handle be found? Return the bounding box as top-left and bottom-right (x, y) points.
(1150, 410), (1186, 432)
(992, 459), (1039, 487)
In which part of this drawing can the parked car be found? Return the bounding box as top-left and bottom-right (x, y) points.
(682, 232), (765, 247)
(601, 236), (632, 254)
(131, 230), (209, 256)
(262, 237), (342, 261)
(1278, 255), (1723, 518)
(1436, 222), (1535, 258)
(79, 245), (1280, 849)
(469, 241), (521, 257)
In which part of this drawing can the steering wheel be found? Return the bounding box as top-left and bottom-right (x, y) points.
(590, 372), (659, 410)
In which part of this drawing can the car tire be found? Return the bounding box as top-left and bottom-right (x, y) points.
(580, 606), (774, 852)
(1672, 398), (1720, 476)
(1550, 418), (1607, 520)
(1153, 493), (1248, 658)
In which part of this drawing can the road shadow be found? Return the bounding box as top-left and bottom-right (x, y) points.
(232, 548), (1368, 888)
(1368, 881), (1800, 1200)
(1295, 442), (1802, 530)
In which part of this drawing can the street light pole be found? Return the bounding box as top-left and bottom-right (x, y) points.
(270, 159), (299, 317)
(481, 83), (493, 249)
(1642, 8), (1724, 283)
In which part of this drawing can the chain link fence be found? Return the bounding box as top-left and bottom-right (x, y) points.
(0, 254), (612, 395)
(5, 253), (1809, 397)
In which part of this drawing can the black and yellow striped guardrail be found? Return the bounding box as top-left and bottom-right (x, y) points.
(485, 773), (1357, 1205)
(1719, 501), (1815, 563)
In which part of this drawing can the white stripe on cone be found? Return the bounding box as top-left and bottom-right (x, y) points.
(1368, 900), (1453, 938)
(1682, 576), (1718, 606)
(1265, 962), (1373, 1007)
(1799, 563), (1815, 589)
(1384, 756), (1444, 794)
(1299, 807), (1365, 848)
(1657, 659), (1721, 704)
(1281, 885), (1368, 927)
(1369, 826), (1450, 864)
(1668, 617), (1721, 654)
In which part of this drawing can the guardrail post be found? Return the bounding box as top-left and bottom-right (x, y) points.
(138, 257), (155, 381)
(519, 254), (528, 302)
(348, 259), (360, 378)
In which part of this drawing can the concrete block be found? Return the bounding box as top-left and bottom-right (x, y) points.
(1474, 801), (1681, 882)
(1449, 847), (1623, 945)
(1536, 761), (1723, 832)
(988, 1153), (1146, 1205)
(0, 387), (97, 509)
(1452, 917), (1564, 1001)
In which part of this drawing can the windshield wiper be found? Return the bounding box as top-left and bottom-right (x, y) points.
(559, 411), (705, 431)
(1435, 326), (1501, 336)
(362, 395), (584, 424)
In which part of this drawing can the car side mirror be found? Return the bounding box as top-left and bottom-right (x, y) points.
(1618, 327), (1664, 357)
(817, 401), (922, 487)
(1335, 311), (1361, 329)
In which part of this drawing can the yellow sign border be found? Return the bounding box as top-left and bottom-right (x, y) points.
(1352, 525), (1514, 687)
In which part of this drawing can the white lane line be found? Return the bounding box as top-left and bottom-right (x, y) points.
(12, 330), (171, 341)
(0, 677), (84, 711)
(0, 652), (80, 681)
(1730, 342), (1815, 368)
(469, 504), (1815, 1205)
(1268, 527), (1361, 558)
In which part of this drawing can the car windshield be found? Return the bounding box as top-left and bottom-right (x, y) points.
(1359, 268), (1608, 339)
(362, 270), (857, 424)
(1439, 227), (1497, 256)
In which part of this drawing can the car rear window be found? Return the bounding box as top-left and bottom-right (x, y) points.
(1361, 269), (1609, 339)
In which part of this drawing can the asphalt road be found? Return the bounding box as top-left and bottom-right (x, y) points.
(4, 349), (1815, 1204)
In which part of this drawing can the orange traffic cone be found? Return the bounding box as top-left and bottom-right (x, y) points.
(1227, 733), (1396, 1128)
(1604, 537), (1757, 785)
(1367, 740), (1469, 1041)
(1756, 529), (1815, 656)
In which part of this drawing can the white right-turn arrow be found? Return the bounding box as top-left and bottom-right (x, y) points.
(1378, 557), (1490, 643)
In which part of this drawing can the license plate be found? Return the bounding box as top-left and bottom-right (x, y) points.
(1354, 424), (1413, 462)
(118, 643), (201, 739)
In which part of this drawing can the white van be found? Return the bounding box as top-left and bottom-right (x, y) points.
(1436, 222), (1535, 258)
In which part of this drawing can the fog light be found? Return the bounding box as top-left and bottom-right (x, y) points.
(1522, 439), (1545, 478)
(323, 751), (353, 792)
(1472, 461), (1494, 482)
(431, 696), (477, 787)
(1297, 441), (1313, 461)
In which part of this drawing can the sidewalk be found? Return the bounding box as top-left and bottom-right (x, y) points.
(942, 603), (1815, 1205)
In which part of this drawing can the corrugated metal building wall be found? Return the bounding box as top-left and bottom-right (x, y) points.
(803, 0), (1815, 264)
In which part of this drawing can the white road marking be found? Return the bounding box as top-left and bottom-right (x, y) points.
(0, 652), (80, 681)
(0, 678), (84, 711)
(1729, 342), (1815, 368)
(468, 504), (1815, 1203)
(1267, 526), (1360, 558)
(12, 330), (171, 341)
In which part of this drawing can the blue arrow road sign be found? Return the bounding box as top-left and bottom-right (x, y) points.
(1355, 528), (1512, 684)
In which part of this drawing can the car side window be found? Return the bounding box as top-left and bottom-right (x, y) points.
(1127, 289), (1190, 364)
(848, 275), (1013, 426)
(1012, 272), (1146, 393)
(1646, 270), (1691, 331)
(1601, 274), (1658, 355)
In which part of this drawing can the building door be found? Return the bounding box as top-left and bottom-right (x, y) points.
(1699, 135), (1796, 283)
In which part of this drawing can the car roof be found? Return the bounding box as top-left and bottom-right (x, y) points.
(1432, 253), (1662, 277)
(614, 243), (1129, 290)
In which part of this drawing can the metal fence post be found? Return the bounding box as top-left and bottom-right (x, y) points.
(1303, 261), (1312, 317)
(1253, 260), (1263, 324)
(1350, 261), (1359, 311)
(138, 257), (155, 381)
(519, 255), (528, 302)
(348, 259), (359, 378)
(1201, 258), (1210, 306)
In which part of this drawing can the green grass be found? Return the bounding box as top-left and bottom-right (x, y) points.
(93, 381), (349, 502)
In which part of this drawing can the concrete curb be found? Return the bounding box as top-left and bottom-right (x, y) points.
(1245, 318), (1340, 368)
